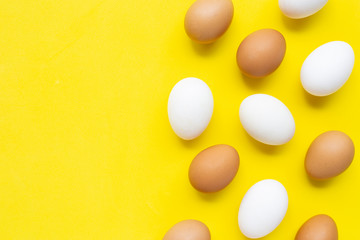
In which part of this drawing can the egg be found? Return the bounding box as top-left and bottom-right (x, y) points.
(305, 131), (355, 180)
(295, 214), (338, 240)
(301, 41), (355, 96)
(239, 94), (295, 145)
(279, 0), (328, 19)
(238, 179), (288, 239)
(184, 0), (234, 44)
(168, 77), (214, 140)
(189, 144), (239, 193)
(236, 29), (286, 78)
(163, 219), (211, 240)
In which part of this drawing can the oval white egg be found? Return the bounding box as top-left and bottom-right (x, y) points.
(301, 41), (355, 97)
(279, 0), (328, 19)
(239, 94), (295, 145)
(238, 179), (288, 239)
(168, 77), (214, 140)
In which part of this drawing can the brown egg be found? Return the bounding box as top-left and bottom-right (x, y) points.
(189, 144), (239, 193)
(305, 131), (355, 180)
(163, 219), (211, 240)
(295, 214), (338, 240)
(184, 0), (234, 44)
(236, 29), (286, 78)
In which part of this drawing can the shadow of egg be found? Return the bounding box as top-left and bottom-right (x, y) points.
(178, 133), (208, 149)
(196, 189), (224, 202)
(190, 40), (218, 56)
(281, 9), (327, 31)
(193, 175), (240, 202)
(242, 129), (287, 155)
(281, 14), (313, 31)
(303, 88), (336, 108)
(239, 72), (269, 90)
(306, 173), (334, 188)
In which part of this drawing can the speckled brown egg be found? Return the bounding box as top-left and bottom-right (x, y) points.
(305, 131), (355, 180)
(184, 0), (234, 44)
(295, 214), (338, 240)
(236, 29), (286, 78)
(189, 144), (239, 193)
(163, 219), (211, 240)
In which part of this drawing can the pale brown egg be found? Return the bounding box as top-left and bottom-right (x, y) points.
(189, 144), (239, 193)
(163, 219), (211, 240)
(295, 214), (338, 240)
(305, 131), (355, 180)
(184, 0), (234, 44)
(236, 29), (286, 78)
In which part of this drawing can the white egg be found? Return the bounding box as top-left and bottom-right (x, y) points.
(238, 179), (288, 239)
(168, 77), (214, 140)
(301, 41), (355, 97)
(279, 0), (328, 19)
(239, 94), (295, 145)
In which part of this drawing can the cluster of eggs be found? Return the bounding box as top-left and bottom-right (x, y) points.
(164, 0), (355, 239)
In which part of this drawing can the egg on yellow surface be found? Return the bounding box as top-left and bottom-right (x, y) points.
(236, 29), (286, 78)
(163, 220), (211, 240)
(184, 0), (234, 44)
(295, 214), (338, 240)
(305, 131), (355, 180)
(189, 144), (239, 193)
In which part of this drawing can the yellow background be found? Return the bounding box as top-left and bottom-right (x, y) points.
(0, 0), (359, 239)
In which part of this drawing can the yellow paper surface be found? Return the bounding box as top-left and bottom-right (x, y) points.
(0, 0), (359, 239)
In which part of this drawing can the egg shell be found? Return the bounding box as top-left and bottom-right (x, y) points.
(236, 29), (286, 78)
(168, 77), (214, 140)
(238, 179), (288, 239)
(305, 131), (355, 180)
(163, 219), (211, 240)
(189, 144), (239, 193)
(184, 0), (234, 44)
(279, 0), (328, 19)
(301, 41), (355, 96)
(239, 94), (295, 145)
(295, 214), (338, 240)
